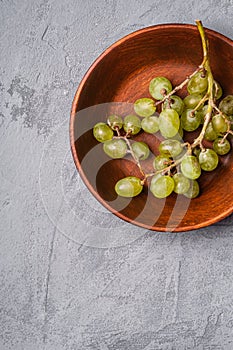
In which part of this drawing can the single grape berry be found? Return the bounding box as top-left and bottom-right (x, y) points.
(184, 180), (200, 198)
(115, 176), (143, 197)
(187, 71), (208, 94)
(103, 139), (127, 159)
(149, 77), (172, 100)
(159, 139), (183, 158)
(183, 94), (204, 109)
(123, 115), (141, 135)
(107, 115), (123, 130)
(219, 95), (233, 115)
(141, 116), (160, 133)
(153, 154), (171, 171)
(131, 141), (150, 160)
(134, 98), (156, 117)
(181, 109), (202, 132)
(150, 175), (175, 198)
(198, 149), (219, 171)
(150, 173), (162, 185)
(213, 138), (231, 155)
(173, 173), (190, 194)
(204, 121), (218, 141)
(181, 155), (201, 180)
(212, 114), (228, 134)
(93, 122), (114, 142)
(159, 108), (180, 138)
(163, 95), (184, 116)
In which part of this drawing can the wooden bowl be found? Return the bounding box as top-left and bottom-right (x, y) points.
(70, 23), (233, 232)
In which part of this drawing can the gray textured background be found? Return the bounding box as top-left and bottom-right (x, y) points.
(1, 0), (233, 349)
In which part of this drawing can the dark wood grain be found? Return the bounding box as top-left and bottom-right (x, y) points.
(70, 24), (233, 232)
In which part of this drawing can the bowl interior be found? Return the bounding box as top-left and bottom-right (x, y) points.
(70, 24), (233, 231)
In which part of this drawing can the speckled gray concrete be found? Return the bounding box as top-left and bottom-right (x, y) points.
(1, 1), (233, 349)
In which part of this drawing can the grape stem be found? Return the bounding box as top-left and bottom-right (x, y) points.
(155, 67), (202, 107)
(191, 93), (208, 115)
(145, 21), (222, 180)
(154, 19), (211, 109)
(144, 154), (185, 180)
(124, 137), (146, 177)
(113, 134), (146, 177)
(222, 127), (233, 141)
(213, 104), (232, 125)
(145, 20), (215, 180)
(154, 20), (216, 151)
(191, 20), (214, 149)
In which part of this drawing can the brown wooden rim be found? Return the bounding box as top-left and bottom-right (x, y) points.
(70, 23), (233, 232)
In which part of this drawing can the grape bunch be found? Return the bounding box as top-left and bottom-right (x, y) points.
(92, 21), (233, 200)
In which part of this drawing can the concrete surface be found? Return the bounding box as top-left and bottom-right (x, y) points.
(1, 0), (233, 349)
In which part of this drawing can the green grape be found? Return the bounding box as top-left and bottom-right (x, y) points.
(199, 104), (208, 124)
(159, 139), (183, 157)
(184, 180), (200, 198)
(123, 115), (141, 135)
(219, 95), (233, 115)
(173, 173), (190, 194)
(212, 114), (228, 134)
(198, 149), (219, 171)
(150, 175), (174, 198)
(149, 77), (172, 100)
(163, 95), (184, 115)
(183, 94), (203, 109)
(115, 176), (143, 197)
(213, 138), (231, 155)
(181, 109), (201, 132)
(159, 109), (180, 138)
(103, 139), (127, 159)
(153, 154), (171, 171)
(150, 173), (163, 186)
(213, 81), (223, 100)
(181, 155), (201, 180)
(187, 71), (208, 94)
(204, 121), (218, 141)
(134, 98), (156, 117)
(93, 122), (114, 142)
(131, 141), (150, 160)
(141, 116), (160, 133)
(107, 115), (123, 130)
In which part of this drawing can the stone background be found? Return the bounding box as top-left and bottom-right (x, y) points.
(1, 0), (233, 349)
